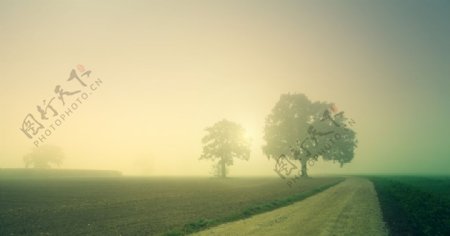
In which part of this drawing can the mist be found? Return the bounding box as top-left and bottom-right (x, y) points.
(1, 0), (449, 176)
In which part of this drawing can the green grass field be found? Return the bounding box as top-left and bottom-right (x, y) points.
(0, 175), (342, 235)
(369, 176), (450, 236)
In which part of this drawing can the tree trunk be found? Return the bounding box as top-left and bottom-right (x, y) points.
(220, 158), (226, 178)
(300, 157), (308, 177)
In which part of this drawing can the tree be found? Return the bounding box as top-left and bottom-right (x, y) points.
(306, 109), (357, 168)
(23, 145), (64, 168)
(200, 119), (250, 178)
(263, 93), (357, 177)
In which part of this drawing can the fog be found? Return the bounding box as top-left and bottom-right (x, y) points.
(1, 0), (449, 176)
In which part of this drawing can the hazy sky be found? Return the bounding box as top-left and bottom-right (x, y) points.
(1, 0), (449, 176)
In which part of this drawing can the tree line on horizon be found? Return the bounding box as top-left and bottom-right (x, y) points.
(22, 93), (358, 178)
(200, 93), (358, 178)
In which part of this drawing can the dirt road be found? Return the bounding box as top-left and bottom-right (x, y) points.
(193, 178), (388, 236)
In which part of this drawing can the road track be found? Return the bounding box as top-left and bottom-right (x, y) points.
(193, 178), (388, 236)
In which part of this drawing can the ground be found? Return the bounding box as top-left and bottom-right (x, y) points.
(2, 174), (448, 235)
(0, 175), (340, 235)
(193, 178), (388, 236)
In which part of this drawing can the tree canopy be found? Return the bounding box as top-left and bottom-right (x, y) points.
(23, 145), (64, 169)
(305, 110), (357, 167)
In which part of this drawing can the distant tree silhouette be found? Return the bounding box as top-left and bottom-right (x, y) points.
(210, 161), (228, 177)
(200, 119), (250, 178)
(263, 93), (357, 177)
(23, 145), (64, 168)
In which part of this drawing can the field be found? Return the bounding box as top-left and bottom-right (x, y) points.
(369, 176), (450, 236)
(2, 174), (449, 236)
(0, 175), (342, 235)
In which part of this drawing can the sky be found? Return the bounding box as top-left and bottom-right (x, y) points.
(0, 0), (449, 176)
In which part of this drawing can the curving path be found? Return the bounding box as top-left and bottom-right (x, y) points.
(192, 178), (388, 236)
